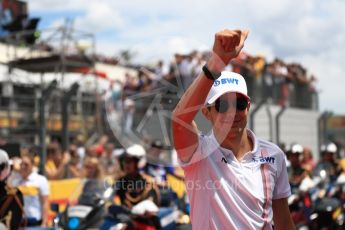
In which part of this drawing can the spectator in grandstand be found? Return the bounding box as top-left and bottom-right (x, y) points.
(101, 143), (118, 176)
(10, 153), (49, 227)
(172, 29), (293, 229)
(83, 156), (103, 180)
(315, 143), (339, 182)
(81, 156), (104, 196)
(123, 72), (142, 96)
(122, 92), (136, 134)
(45, 142), (70, 180)
(252, 55), (266, 80)
(137, 63), (171, 90)
(190, 51), (207, 78)
(289, 63), (309, 108)
(46, 143), (68, 175)
(288, 144), (307, 191)
(252, 55), (267, 101)
(0, 149), (24, 230)
(65, 144), (83, 178)
(102, 77), (137, 133)
(177, 52), (195, 91)
(155, 60), (168, 81)
(74, 135), (86, 161)
(138, 67), (154, 92)
(165, 53), (184, 91)
(262, 61), (276, 103)
(271, 59), (291, 107)
(109, 80), (123, 111)
(309, 75), (318, 110)
(300, 146), (316, 172)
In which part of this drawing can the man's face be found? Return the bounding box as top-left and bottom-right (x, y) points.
(290, 154), (301, 167)
(123, 157), (138, 175)
(205, 93), (250, 140)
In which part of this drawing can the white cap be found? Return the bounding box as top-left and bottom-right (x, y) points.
(326, 143), (337, 153)
(125, 144), (146, 168)
(205, 71), (249, 105)
(0, 149), (9, 165)
(291, 144), (303, 154)
(113, 148), (125, 157)
(0, 149), (10, 181)
(321, 143), (337, 153)
(125, 144), (146, 159)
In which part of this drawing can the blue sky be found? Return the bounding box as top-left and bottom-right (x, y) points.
(26, 0), (345, 114)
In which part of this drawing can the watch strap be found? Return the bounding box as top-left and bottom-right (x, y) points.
(202, 64), (222, 80)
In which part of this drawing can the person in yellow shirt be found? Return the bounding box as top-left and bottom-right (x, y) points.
(45, 142), (70, 180)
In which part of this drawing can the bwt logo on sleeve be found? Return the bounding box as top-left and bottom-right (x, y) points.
(214, 78), (239, 86)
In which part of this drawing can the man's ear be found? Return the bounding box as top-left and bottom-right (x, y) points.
(247, 101), (251, 111)
(201, 107), (212, 121)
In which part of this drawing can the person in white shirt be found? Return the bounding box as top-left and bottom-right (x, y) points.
(172, 29), (294, 230)
(9, 154), (50, 227)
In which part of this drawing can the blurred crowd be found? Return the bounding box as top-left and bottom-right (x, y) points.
(102, 50), (319, 136)
(0, 135), (186, 228)
(104, 50), (319, 116)
(284, 142), (345, 228)
(285, 142), (345, 191)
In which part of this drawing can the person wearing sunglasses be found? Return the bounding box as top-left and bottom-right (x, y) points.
(172, 29), (294, 230)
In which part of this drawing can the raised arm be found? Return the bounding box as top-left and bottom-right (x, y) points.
(171, 29), (249, 162)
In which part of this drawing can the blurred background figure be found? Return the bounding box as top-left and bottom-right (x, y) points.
(9, 153), (50, 227)
(100, 143), (124, 179)
(0, 149), (24, 230)
(288, 144), (307, 192)
(315, 142), (339, 182)
(65, 144), (83, 178)
(81, 156), (104, 198)
(122, 93), (136, 135)
(83, 156), (103, 180)
(301, 147), (316, 173)
(45, 142), (70, 180)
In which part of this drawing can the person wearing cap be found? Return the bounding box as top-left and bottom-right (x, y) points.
(315, 142), (339, 182)
(172, 29), (293, 229)
(115, 144), (160, 209)
(0, 149), (24, 230)
(112, 144), (161, 228)
(288, 144), (307, 191)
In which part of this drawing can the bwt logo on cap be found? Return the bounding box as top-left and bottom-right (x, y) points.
(214, 78), (239, 86)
